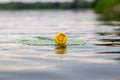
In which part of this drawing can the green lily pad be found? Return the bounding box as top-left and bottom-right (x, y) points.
(19, 36), (86, 45)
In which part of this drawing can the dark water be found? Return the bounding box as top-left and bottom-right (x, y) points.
(0, 10), (120, 80)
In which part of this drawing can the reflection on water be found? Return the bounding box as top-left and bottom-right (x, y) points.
(110, 58), (120, 61)
(99, 39), (120, 42)
(101, 21), (120, 26)
(55, 45), (67, 59)
(96, 31), (120, 36)
(94, 39), (120, 46)
(98, 51), (120, 54)
(55, 45), (67, 54)
(97, 51), (120, 61)
(0, 10), (120, 80)
(94, 25), (120, 47)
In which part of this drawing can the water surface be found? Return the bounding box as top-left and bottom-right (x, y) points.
(0, 10), (120, 80)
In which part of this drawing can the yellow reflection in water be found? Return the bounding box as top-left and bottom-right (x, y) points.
(54, 44), (67, 59)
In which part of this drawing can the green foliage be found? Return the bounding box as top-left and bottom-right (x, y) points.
(94, 0), (120, 21)
(95, 0), (120, 13)
(0, 2), (92, 10)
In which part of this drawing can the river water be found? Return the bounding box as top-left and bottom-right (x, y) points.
(0, 10), (120, 80)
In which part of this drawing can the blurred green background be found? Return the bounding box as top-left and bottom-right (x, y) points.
(94, 0), (120, 21)
(0, 0), (120, 21)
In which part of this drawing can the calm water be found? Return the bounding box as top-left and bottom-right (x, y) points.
(0, 10), (120, 80)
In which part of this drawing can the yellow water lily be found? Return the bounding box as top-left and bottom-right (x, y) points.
(54, 32), (67, 45)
